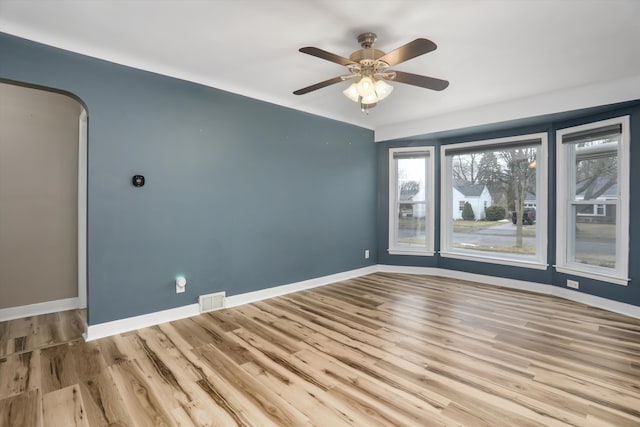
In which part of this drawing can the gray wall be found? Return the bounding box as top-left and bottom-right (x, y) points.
(0, 82), (81, 308)
(377, 102), (640, 307)
(0, 33), (377, 324)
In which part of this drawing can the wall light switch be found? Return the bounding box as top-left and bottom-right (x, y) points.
(365, 249), (370, 259)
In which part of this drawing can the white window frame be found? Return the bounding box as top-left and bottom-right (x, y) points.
(388, 147), (435, 256)
(555, 116), (630, 286)
(440, 133), (548, 269)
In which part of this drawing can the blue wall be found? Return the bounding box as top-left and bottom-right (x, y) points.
(0, 33), (377, 324)
(3, 30), (638, 325)
(377, 101), (640, 307)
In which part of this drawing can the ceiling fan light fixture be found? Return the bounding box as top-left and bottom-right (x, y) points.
(342, 83), (360, 103)
(356, 76), (375, 97)
(360, 92), (379, 105)
(374, 79), (393, 101)
(360, 101), (377, 114)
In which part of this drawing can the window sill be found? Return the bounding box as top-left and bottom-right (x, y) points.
(387, 249), (434, 257)
(554, 265), (629, 286)
(440, 251), (548, 270)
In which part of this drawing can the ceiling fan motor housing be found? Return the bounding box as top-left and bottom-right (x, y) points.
(349, 48), (386, 63)
(351, 32), (386, 69)
(357, 32), (377, 48)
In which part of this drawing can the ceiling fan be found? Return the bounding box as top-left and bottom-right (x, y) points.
(293, 32), (449, 113)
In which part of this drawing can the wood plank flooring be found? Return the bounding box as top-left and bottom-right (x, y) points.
(0, 309), (85, 358)
(1, 273), (639, 426)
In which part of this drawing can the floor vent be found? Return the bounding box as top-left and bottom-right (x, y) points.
(199, 292), (226, 313)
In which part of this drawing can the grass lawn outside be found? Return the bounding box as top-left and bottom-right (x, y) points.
(574, 253), (615, 268)
(452, 220), (502, 233)
(575, 223), (615, 241)
(453, 243), (535, 255)
(452, 220), (537, 237)
(398, 237), (426, 246)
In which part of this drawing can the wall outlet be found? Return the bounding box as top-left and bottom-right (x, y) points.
(567, 279), (579, 289)
(364, 249), (370, 259)
(176, 276), (187, 293)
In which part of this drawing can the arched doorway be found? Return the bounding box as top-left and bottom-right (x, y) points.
(0, 81), (87, 328)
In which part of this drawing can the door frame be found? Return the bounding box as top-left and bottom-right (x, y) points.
(78, 108), (88, 309)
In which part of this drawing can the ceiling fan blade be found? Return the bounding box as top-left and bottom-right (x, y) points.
(299, 47), (356, 66)
(390, 71), (449, 91)
(378, 38), (437, 66)
(293, 76), (344, 95)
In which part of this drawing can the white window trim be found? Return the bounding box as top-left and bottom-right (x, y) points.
(440, 132), (548, 269)
(388, 146), (435, 255)
(555, 116), (630, 286)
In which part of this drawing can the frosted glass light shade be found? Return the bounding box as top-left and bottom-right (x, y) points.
(374, 79), (393, 100)
(342, 83), (359, 102)
(343, 77), (393, 107)
(360, 92), (379, 105)
(356, 76), (375, 97)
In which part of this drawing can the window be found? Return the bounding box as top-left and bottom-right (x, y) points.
(388, 147), (434, 255)
(441, 133), (548, 268)
(556, 116), (629, 285)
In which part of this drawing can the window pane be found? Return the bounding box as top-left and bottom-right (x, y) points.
(572, 205), (616, 269)
(390, 151), (431, 252)
(574, 139), (617, 201)
(447, 144), (540, 260)
(397, 203), (427, 247)
(397, 158), (426, 203)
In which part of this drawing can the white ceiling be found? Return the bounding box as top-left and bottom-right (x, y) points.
(1, 0), (640, 140)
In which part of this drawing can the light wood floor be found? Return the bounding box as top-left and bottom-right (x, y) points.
(0, 309), (85, 359)
(1, 273), (639, 426)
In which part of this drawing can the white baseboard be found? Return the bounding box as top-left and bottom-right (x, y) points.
(225, 265), (379, 308)
(0, 297), (80, 322)
(83, 265), (379, 341)
(83, 263), (639, 341)
(377, 265), (440, 277)
(84, 303), (200, 341)
(378, 264), (640, 319)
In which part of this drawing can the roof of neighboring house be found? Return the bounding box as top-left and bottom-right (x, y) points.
(399, 181), (420, 201)
(453, 180), (487, 197)
(577, 176), (617, 199)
